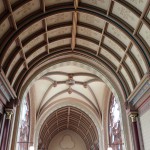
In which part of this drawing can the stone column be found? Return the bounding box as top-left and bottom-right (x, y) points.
(0, 113), (6, 146)
(129, 112), (140, 150)
(0, 109), (13, 150)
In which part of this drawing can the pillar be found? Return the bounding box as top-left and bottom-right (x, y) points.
(129, 112), (140, 150)
(0, 113), (6, 146)
(0, 109), (13, 150)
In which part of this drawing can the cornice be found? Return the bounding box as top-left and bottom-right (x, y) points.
(128, 72), (150, 106)
(0, 67), (17, 101)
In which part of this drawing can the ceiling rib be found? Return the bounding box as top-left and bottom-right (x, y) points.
(43, 72), (100, 78)
(4, 0), (29, 72)
(17, 38), (29, 70)
(0, 2), (149, 64)
(116, 42), (132, 73)
(36, 72), (102, 118)
(3, 28), (125, 78)
(39, 88), (99, 116)
(16, 49), (129, 98)
(36, 84), (54, 118)
(116, 0), (150, 78)
(97, 0), (113, 55)
(96, 22), (107, 55)
(114, 0), (141, 16)
(87, 85), (101, 116)
(67, 107), (70, 128)
(77, 113), (82, 132)
(40, 0), (48, 54)
(79, 3), (150, 61)
(43, 19), (49, 54)
(0, 0), (149, 101)
(71, 0), (79, 50)
(40, 0), (45, 13)
(56, 111), (59, 132)
(39, 106), (98, 149)
(133, 1), (149, 35)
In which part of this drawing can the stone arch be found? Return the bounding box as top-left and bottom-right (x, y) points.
(15, 57), (130, 149)
(34, 98), (102, 150)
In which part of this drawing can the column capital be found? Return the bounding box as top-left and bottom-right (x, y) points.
(129, 112), (138, 122)
(5, 109), (13, 120)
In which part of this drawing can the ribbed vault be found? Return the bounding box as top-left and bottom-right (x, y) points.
(32, 70), (107, 119)
(39, 106), (99, 150)
(29, 63), (107, 150)
(0, 1), (149, 150)
(0, 0), (149, 100)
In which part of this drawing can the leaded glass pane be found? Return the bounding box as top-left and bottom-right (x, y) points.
(109, 95), (123, 150)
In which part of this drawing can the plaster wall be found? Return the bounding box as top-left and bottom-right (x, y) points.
(48, 130), (87, 150)
(139, 106), (150, 150)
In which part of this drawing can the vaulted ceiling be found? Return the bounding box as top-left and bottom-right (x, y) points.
(0, 0), (149, 149)
(30, 65), (109, 118)
(39, 106), (99, 149)
(29, 64), (107, 149)
(0, 0), (149, 100)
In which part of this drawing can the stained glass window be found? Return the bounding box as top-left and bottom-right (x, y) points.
(109, 95), (123, 150)
(17, 94), (30, 150)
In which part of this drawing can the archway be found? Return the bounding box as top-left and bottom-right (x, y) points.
(0, 1), (149, 150)
(15, 59), (130, 150)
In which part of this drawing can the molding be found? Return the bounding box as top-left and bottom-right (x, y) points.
(0, 68), (17, 101)
(0, 77), (11, 102)
(135, 88), (150, 109)
(128, 73), (150, 106)
(0, 90), (7, 105)
(0, 101), (4, 114)
(138, 96), (150, 116)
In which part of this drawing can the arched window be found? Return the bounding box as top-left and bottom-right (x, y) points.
(17, 94), (30, 150)
(108, 95), (123, 150)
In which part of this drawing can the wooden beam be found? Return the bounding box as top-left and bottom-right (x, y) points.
(96, 22), (107, 55)
(96, 0), (112, 55)
(43, 19), (49, 53)
(77, 113), (82, 131)
(71, 11), (78, 50)
(17, 38), (29, 70)
(56, 111), (59, 132)
(116, 42), (132, 73)
(71, 0), (79, 50)
(74, 0), (79, 9)
(116, 0), (150, 74)
(67, 107), (70, 128)
(133, 0), (150, 35)
(40, 0), (46, 13)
